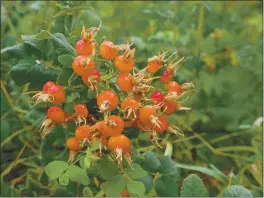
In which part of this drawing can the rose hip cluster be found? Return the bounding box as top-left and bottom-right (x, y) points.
(30, 24), (194, 166)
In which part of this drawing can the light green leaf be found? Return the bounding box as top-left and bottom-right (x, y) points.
(126, 163), (148, 179)
(223, 185), (252, 197)
(127, 180), (146, 196)
(180, 174), (209, 197)
(58, 54), (75, 68)
(101, 175), (128, 197)
(66, 165), (90, 185)
(53, 5), (93, 18)
(83, 186), (93, 197)
(175, 163), (228, 184)
(136, 175), (153, 195)
(35, 30), (52, 40)
(98, 155), (119, 180)
(45, 160), (68, 180)
(58, 173), (69, 186)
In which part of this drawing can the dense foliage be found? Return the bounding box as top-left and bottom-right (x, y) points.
(1, 1), (262, 197)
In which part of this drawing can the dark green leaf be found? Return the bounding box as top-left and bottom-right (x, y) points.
(51, 33), (76, 55)
(155, 175), (179, 197)
(1, 43), (29, 57)
(180, 174), (209, 197)
(58, 54), (75, 68)
(223, 185), (252, 197)
(127, 180), (146, 196)
(159, 156), (178, 175)
(45, 161), (68, 180)
(56, 67), (73, 85)
(144, 151), (161, 172)
(136, 175), (153, 194)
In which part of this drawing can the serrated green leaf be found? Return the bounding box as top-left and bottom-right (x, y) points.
(144, 151), (161, 172)
(98, 155), (119, 180)
(35, 30), (52, 40)
(127, 180), (146, 196)
(126, 163), (148, 179)
(223, 185), (252, 197)
(155, 175), (179, 197)
(83, 186), (93, 197)
(58, 54), (75, 68)
(180, 174), (209, 197)
(101, 175), (128, 197)
(58, 173), (69, 186)
(45, 161), (68, 180)
(66, 165), (90, 185)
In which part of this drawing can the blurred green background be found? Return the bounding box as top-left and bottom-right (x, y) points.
(1, 1), (263, 197)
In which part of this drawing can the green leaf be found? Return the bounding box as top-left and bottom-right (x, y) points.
(144, 151), (161, 172)
(136, 175), (153, 194)
(56, 67), (73, 85)
(155, 175), (179, 197)
(126, 163), (148, 179)
(58, 54), (75, 68)
(127, 180), (146, 196)
(51, 33), (76, 55)
(35, 30), (52, 40)
(101, 175), (128, 197)
(175, 163), (228, 184)
(53, 5), (93, 18)
(180, 174), (209, 197)
(58, 173), (69, 186)
(21, 35), (48, 53)
(83, 187), (93, 197)
(98, 155), (119, 180)
(223, 185), (252, 197)
(159, 156), (178, 175)
(45, 161), (68, 180)
(1, 43), (28, 57)
(9, 59), (58, 88)
(66, 165), (90, 185)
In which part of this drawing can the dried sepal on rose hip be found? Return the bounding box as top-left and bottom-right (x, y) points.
(39, 106), (65, 138)
(75, 23), (101, 56)
(98, 116), (124, 137)
(26, 81), (66, 105)
(81, 69), (100, 92)
(72, 55), (95, 76)
(66, 137), (83, 163)
(108, 134), (132, 166)
(97, 91), (119, 113)
(147, 52), (167, 74)
(100, 41), (129, 60)
(121, 98), (140, 120)
(114, 47), (136, 73)
(65, 104), (89, 126)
